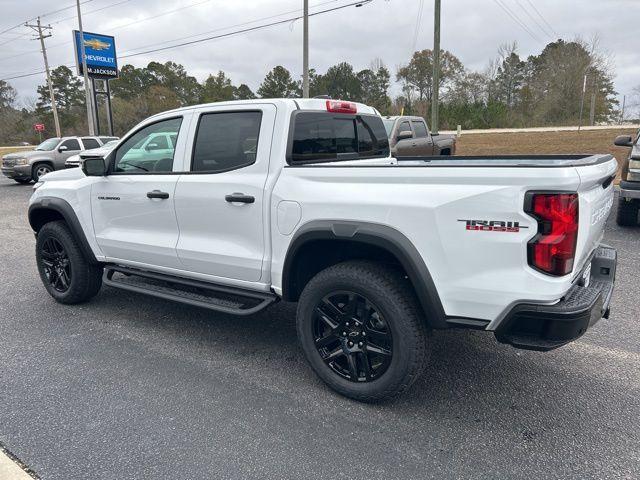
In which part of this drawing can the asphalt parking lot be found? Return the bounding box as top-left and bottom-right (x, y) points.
(0, 177), (639, 480)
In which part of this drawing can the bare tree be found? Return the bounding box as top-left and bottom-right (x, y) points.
(628, 85), (640, 120)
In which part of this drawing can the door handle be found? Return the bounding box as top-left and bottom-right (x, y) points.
(147, 190), (170, 199)
(411, 142), (418, 147)
(225, 193), (255, 204)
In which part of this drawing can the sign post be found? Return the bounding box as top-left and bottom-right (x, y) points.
(33, 123), (45, 143)
(73, 30), (118, 135)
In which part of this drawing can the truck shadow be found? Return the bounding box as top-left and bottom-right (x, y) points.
(93, 285), (617, 422)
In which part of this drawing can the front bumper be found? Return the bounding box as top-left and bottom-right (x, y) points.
(495, 245), (616, 351)
(1, 164), (31, 179)
(619, 180), (640, 200)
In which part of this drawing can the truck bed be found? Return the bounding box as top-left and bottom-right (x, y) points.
(396, 154), (614, 168)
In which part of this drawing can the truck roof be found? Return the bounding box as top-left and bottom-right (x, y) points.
(383, 115), (427, 122)
(148, 98), (380, 120)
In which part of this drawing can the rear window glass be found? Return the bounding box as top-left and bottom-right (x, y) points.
(192, 111), (262, 173)
(81, 138), (100, 149)
(289, 113), (389, 164)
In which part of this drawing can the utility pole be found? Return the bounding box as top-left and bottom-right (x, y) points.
(26, 17), (61, 137)
(431, 0), (441, 134)
(76, 0), (95, 135)
(578, 74), (587, 132)
(589, 77), (598, 126)
(302, 0), (309, 98)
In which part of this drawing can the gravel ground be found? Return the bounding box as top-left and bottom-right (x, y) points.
(0, 177), (638, 479)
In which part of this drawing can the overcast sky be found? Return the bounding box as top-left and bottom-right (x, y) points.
(1, 0), (638, 107)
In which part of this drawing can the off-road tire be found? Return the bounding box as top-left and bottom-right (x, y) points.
(297, 260), (429, 402)
(616, 197), (639, 227)
(36, 221), (103, 304)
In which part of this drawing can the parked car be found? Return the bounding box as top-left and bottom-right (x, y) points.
(28, 99), (617, 401)
(382, 115), (456, 157)
(2, 136), (108, 184)
(65, 139), (119, 168)
(614, 129), (640, 226)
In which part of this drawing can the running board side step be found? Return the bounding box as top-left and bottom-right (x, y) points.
(103, 265), (277, 316)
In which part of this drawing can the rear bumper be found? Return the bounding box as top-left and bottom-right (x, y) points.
(619, 180), (640, 199)
(495, 245), (616, 351)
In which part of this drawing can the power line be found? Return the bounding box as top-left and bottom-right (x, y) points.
(411, 0), (424, 54)
(0, 0), (95, 37)
(119, 0), (370, 59)
(0, 70), (46, 81)
(523, 0), (559, 38)
(0, 0), (213, 61)
(118, 0), (341, 55)
(514, 0), (552, 39)
(0, 32), (32, 48)
(492, 0), (542, 43)
(1, 0), (371, 82)
(0, 49), (40, 63)
(50, 0), (133, 25)
(40, 0), (96, 20)
(0, 0), (339, 63)
(108, 0), (212, 31)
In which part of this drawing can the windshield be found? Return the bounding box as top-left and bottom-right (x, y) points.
(104, 140), (118, 149)
(35, 138), (61, 151)
(382, 119), (395, 137)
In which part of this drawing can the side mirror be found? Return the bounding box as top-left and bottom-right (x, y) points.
(614, 135), (633, 147)
(58, 145), (68, 152)
(397, 130), (413, 141)
(82, 156), (107, 176)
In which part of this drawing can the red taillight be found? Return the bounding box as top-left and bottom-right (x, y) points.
(526, 193), (579, 276)
(326, 100), (357, 114)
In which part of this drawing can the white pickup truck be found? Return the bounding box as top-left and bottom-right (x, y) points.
(28, 99), (618, 401)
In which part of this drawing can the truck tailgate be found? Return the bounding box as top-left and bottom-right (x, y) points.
(573, 157), (617, 276)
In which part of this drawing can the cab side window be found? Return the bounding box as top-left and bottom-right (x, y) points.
(412, 121), (428, 138)
(191, 111), (262, 173)
(61, 139), (81, 151)
(114, 117), (182, 173)
(398, 121), (412, 138)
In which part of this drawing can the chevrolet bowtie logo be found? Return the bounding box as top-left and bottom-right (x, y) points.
(84, 38), (110, 50)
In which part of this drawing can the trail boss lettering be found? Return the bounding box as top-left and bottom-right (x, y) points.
(458, 219), (528, 232)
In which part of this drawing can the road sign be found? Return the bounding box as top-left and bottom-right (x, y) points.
(73, 30), (118, 78)
(33, 123), (45, 132)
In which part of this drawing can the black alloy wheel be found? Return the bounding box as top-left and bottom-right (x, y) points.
(40, 237), (72, 293)
(313, 291), (393, 383)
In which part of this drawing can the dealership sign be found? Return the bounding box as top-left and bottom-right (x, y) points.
(73, 31), (118, 78)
